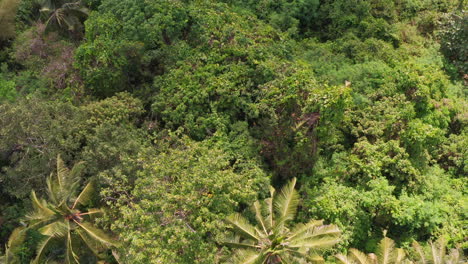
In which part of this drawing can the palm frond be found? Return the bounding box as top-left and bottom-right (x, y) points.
(38, 220), (68, 238)
(226, 213), (260, 241)
(74, 221), (115, 247)
(65, 229), (80, 264)
(376, 237), (395, 264)
(1, 227), (27, 264)
(274, 177), (299, 224)
(6, 227), (26, 249)
(56, 154), (69, 189)
(412, 240), (426, 264)
(56, 156), (82, 199)
(72, 180), (95, 209)
(288, 224), (340, 247)
(75, 228), (107, 257)
(336, 253), (356, 264)
(435, 238), (447, 264)
(27, 191), (55, 221)
(223, 240), (259, 249)
(368, 253), (377, 264)
(252, 201), (268, 236)
(32, 236), (54, 264)
(395, 248), (406, 264)
(289, 235), (340, 250)
(287, 219), (324, 242)
(46, 175), (59, 205)
(79, 208), (103, 217)
(264, 196), (274, 230)
(228, 249), (267, 264)
(349, 249), (372, 264)
(307, 254), (326, 264)
(446, 248), (460, 264)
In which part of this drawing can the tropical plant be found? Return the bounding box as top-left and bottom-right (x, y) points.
(224, 178), (341, 264)
(0, 227), (26, 264)
(37, 0), (89, 32)
(411, 238), (463, 264)
(336, 235), (407, 264)
(24, 155), (115, 263)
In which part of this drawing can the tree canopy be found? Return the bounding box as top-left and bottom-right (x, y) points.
(0, 0), (466, 263)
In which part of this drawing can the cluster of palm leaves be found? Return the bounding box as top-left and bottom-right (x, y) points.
(37, 0), (88, 32)
(1, 155), (115, 263)
(224, 178), (341, 264)
(336, 235), (463, 264)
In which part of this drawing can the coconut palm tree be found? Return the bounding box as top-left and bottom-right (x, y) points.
(37, 0), (88, 32)
(224, 178), (341, 264)
(24, 155), (115, 263)
(411, 238), (463, 264)
(335, 235), (407, 264)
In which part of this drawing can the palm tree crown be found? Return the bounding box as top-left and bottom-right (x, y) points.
(37, 0), (89, 32)
(411, 238), (462, 264)
(225, 178), (341, 264)
(336, 235), (407, 264)
(25, 155), (115, 263)
(336, 235), (464, 264)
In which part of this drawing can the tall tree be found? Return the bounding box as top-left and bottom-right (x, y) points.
(225, 178), (341, 264)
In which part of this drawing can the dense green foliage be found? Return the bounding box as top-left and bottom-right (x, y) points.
(0, 0), (466, 263)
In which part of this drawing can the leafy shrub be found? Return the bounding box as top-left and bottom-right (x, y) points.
(109, 137), (269, 263)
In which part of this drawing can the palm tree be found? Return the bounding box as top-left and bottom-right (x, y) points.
(37, 0), (89, 32)
(336, 235), (407, 264)
(24, 155), (115, 263)
(411, 238), (463, 264)
(224, 178), (341, 264)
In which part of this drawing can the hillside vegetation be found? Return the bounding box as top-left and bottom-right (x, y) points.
(0, 0), (466, 263)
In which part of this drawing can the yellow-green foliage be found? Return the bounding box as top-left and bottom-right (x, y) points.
(0, 0), (20, 40)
